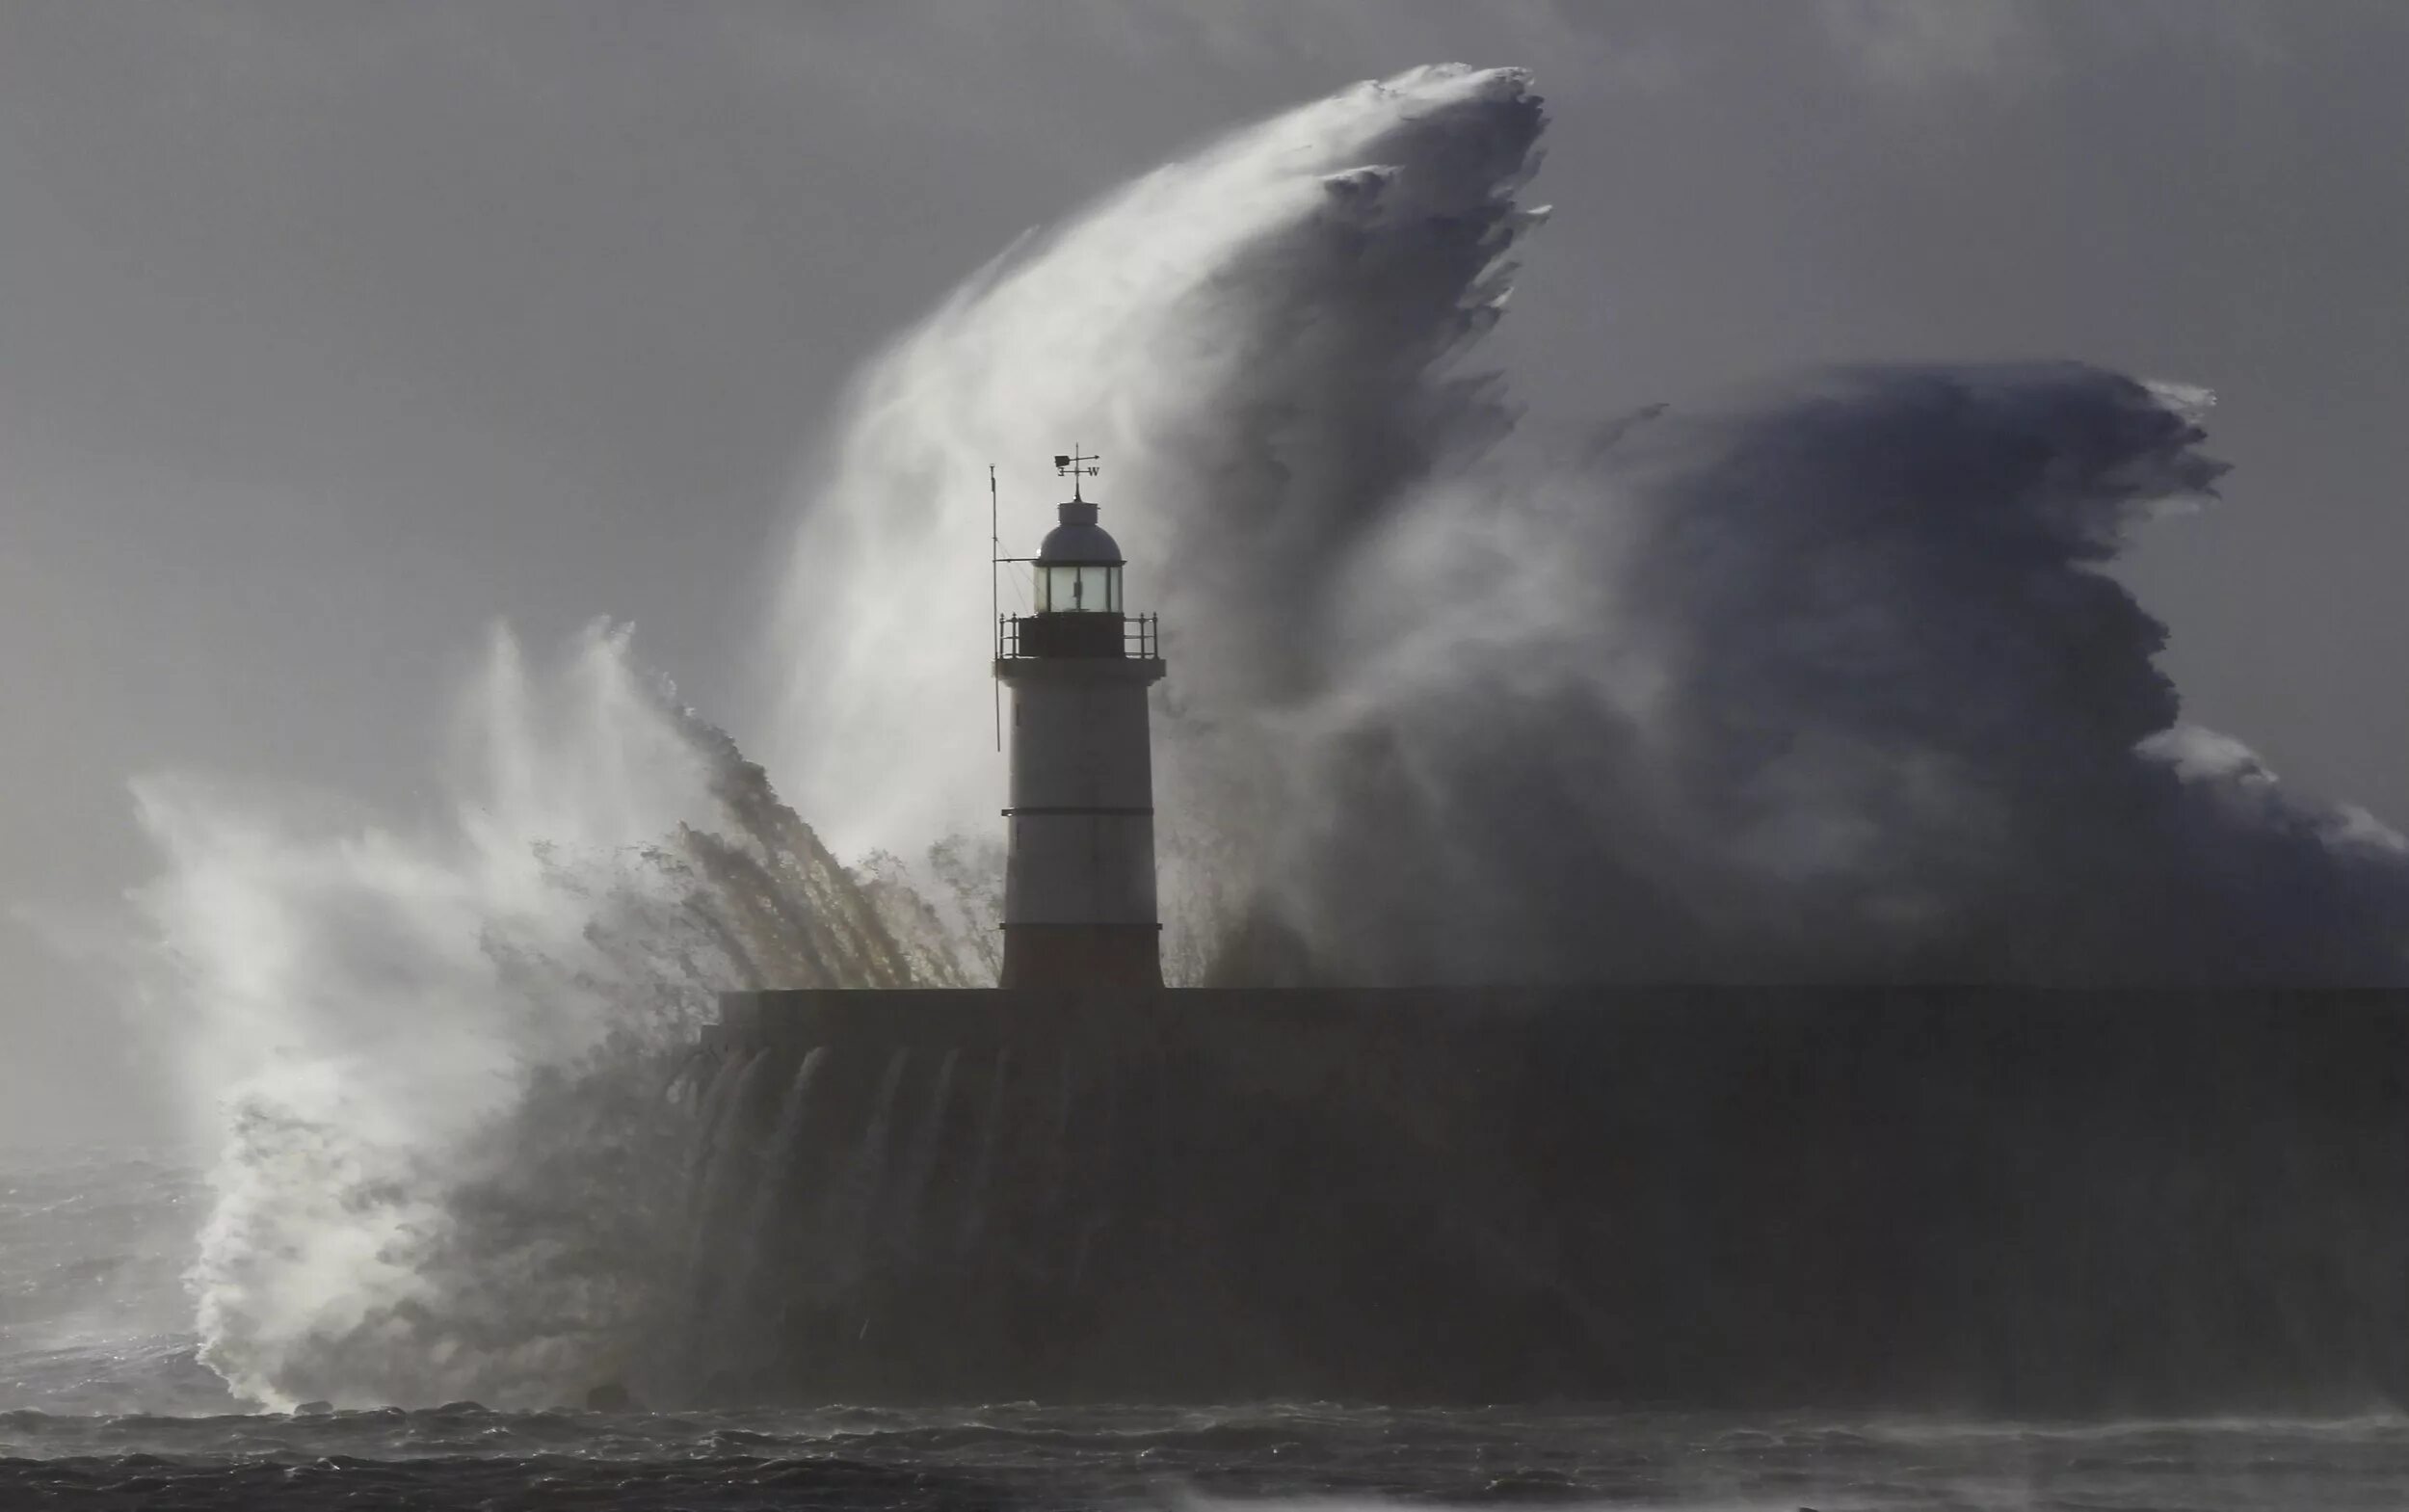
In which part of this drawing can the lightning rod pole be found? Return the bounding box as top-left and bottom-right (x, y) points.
(991, 464), (1002, 753)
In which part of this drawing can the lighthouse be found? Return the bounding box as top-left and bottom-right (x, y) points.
(993, 451), (1167, 990)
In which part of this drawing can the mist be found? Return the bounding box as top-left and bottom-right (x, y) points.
(1242, 363), (2409, 986)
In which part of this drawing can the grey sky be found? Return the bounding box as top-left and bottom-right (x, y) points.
(5, 0), (2408, 1143)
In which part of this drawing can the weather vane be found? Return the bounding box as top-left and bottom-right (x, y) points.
(1053, 446), (1100, 502)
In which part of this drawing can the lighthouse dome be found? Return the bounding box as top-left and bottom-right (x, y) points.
(1037, 498), (1125, 566)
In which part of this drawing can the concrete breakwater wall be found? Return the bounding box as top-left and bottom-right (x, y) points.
(689, 987), (2409, 1412)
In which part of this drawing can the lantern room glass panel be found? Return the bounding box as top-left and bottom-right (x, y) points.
(1039, 563), (1122, 614)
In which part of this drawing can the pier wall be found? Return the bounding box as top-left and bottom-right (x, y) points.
(688, 986), (2409, 1411)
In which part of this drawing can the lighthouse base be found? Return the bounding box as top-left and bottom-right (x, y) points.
(997, 923), (1163, 990)
(684, 985), (2409, 1413)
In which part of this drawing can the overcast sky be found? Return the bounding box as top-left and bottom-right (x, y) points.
(5, 0), (2408, 1142)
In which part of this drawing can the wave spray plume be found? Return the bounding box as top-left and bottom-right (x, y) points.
(767, 63), (2409, 986)
(141, 623), (971, 1407)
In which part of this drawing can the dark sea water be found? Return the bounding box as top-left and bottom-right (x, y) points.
(10, 1149), (2409, 1510)
(17, 1402), (2409, 1511)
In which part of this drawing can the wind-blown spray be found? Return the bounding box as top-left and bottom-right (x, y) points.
(768, 66), (2409, 986)
(1268, 365), (2409, 983)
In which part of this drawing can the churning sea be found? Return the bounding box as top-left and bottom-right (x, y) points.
(6, 1147), (2408, 1511)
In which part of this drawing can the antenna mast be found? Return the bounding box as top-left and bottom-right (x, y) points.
(991, 464), (1002, 753)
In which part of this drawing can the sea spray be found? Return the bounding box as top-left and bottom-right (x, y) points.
(138, 623), (975, 1407)
(819, 1048), (910, 1292)
(764, 64), (1549, 968)
(1260, 365), (2409, 983)
(771, 62), (2409, 985)
(738, 1046), (830, 1292)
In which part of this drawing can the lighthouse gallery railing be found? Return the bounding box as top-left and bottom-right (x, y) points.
(996, 612), (1158, 661)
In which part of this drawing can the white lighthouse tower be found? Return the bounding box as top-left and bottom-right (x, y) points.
(993, 451), (1167, 991)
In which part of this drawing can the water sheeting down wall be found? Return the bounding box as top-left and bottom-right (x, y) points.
(693, 986), (2409, 1413)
